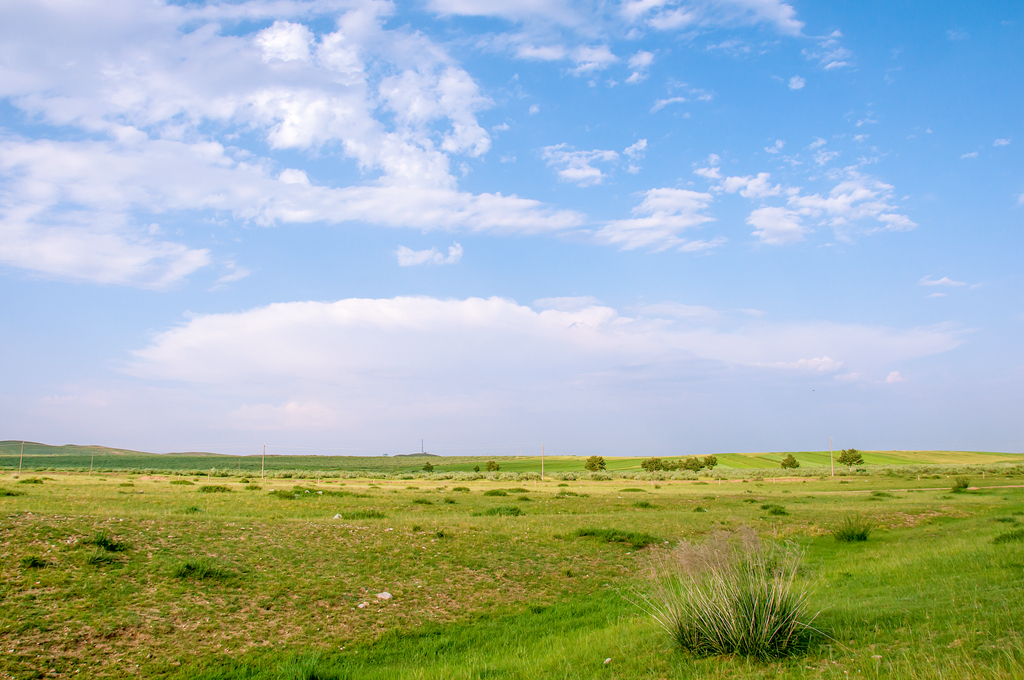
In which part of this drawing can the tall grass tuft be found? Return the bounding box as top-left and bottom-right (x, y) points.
(338, 509), (386, 520)
(0, 487), (26, 497)
(951, 476), (970, 492)
(172, 558), (231, 580)
(478, 505), (523, 516)
(993, 529), (1024, 545)
(575, 527), (658, 549)
(636, 529), (820, 659)
(20, 555), (48, 569)
(86, 530), (129, 552)
(832, 515), (874, 542)
(198, 485), (231, 493)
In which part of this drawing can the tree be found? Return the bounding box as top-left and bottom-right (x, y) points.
(584, 455), (606, 471)
(780, 454), (800, 469)
(682, 457), (705, 472)
(472, 464), (480, 472)
(421, 462), (434, 472)
(485, 460), (500, 472)
(702, 455), (718, 470)
(641, 457), (666, 472)
(837, 448), (864, 467)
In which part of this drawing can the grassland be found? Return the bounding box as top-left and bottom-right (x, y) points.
(2, 462), (1024, 679)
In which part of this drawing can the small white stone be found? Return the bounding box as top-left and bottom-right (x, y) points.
(376, 591), (392, 601)
(604, 658), (611, 665)
(357, 602), (368, 609)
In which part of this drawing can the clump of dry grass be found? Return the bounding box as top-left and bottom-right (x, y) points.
(636, 528), (821, 659)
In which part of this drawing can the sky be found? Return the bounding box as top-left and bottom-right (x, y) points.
(0, 0), (1021, 457)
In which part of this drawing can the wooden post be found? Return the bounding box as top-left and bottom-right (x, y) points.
(830, 438), (834, 478)
(18, 441), (24, 477)
(261, 444), (266, 481)
(541, 443), (544, 482)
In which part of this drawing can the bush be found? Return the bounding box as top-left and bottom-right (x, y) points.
(452, 487), (470, 493)
(682, 457), (704, 472)
(703, 455), (719, 470)
(478, 506), (523, 517)
(780, 454), (799, 470)
(642, 457), (669, 472)
(485, 461), (501, 472)
(422, 462), (434, 472)
(832, 515), (873, 542)
(574, 527), (658, 549)
(483, 489), (508, 497)
(198, 485), (231, 493)
(173, 558), (230, 579)
(170, 480), (194, 486)
(637, 530), (819, 659)
(21, 555), (48, 569)
(17, 477), (43, 484)
(86, 530), (128, 552)
(180, 506), (203, 514)
(951, 477), (970, 492)
(338, 510), (386, 520)
(585, 455), (607, 471)
(620, 487), (646, 493)
(0, 487), (26, 497)
(411, 498), (433, 505)
(693, 506), (708, 513)
(838, 449), (864, 467)
(634, 500), (656, 509)
(245, 484), (261, 491)
(993, 529), (1024, 545)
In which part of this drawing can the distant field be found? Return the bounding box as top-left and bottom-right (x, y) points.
(1, 440), (1020, 475)
(2, 467), (1024, 678)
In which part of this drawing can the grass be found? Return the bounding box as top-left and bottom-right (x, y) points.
(198, 485), (232, 493)
(172, 558), (232, 580)
(633, 500), (656, 509)
(20, 555), (48, 569)
(16, 477), (43, 484)
(833, 515), (875, 542)
(482, 489), (507, 496)
(993, 529), (1024, 544)
(170, 479), (194, 485)
(0, 487), (25, 496)
(477, 505), (524, 516)
(1, 467), (1023, 679)
(85, 530), (128, 552)
(574, 527), (659, 549)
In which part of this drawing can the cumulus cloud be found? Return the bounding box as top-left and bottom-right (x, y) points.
(694, 153), (722, 179)
(765, 139), (785, 154)
(803, 30), (852, 70)
(396, 242), (463, 266)
(788, 75), (805, 89)
(747, 206), (806, 245)
(570, 45), (618, 75)
(626, 50), (655, 83)
(542, 144), (619, 186)
(784, 169), (916, 237)
(718, 172), (782, 198)
(623, 0), (804, 36)
(885, 370), (905, 383)
(597, 188), (718, 250)
(623, 139), (648, 173)
(651, 96), (687, 112)
(993, 138), (1011, 146)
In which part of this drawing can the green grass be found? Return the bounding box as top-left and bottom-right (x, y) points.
(198, 485), (232, 493)
(172, 558), (232, 580)
(1, 467), (1023, 679)
(833, 515), (875, 542)
(993, 529), (1024, 544)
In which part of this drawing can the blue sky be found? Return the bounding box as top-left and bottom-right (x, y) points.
(0, 0), (1021, 456)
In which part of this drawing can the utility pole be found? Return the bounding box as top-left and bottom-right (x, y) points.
(541, 442), (544, 481)
(261, 444), (266, 481)
(90, 451), (94, 476)
(830, 437), (834, 477)
(18, 441), (24, 477)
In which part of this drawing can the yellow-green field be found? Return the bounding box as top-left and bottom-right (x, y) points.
(2, 463), (1024, 679)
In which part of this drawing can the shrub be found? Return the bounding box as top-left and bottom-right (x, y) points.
(642, 457), (669, 472)
(245, 484), (261, 491)
(620, 488), (646, 493)
(993, 529), (1024, 545)
(443, 497), (456, 504)
(86, 530), (128, 552)
(0, 488), (26, 497)
(575, 527), (658, 549)
(637, 530), (819, 659)
(478, 506), (523, 517)
(517, 495), (532, 501)
(585, 455), (607, 471)
(780, 454), (799, 470)
(170, 480), (194, 486)
(473, 465), (480, 473)
(703, 455), (719, 470)
(870, 491), (894, 499)
(951, 477), (970, 492)
(180, 506), (203, 514)
(634, 501), (656, 509)
(17, 477), (43, 485)
(682, 457), (705, 472)
(485, 461), (501, 472)
(198, 485), (231, 493)
(338, 510), (386, 520)
(21, 555), (48, 569)
(422, 462), (434, 472)
(832, 515), (873, 542)
(506, 488), (529, 493)
(767, 506), (788, 516)
(411, 498), (433, 505)
(452, 487), (470, 493)
(483, 489), (508, 497)
(693, 507), (708, 513)
(173, 558), (230, 580)
(557, 483), (569, 487)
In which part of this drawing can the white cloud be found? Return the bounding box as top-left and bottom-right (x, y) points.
(993, 138), (1011, 146)
(492, 122), (510, 131)
(765, 139), (785, 154)
(542, 144), (619, 186)
(626, 50), (654, 83)
(694, 153), (722, 179)
(529, 104), (541, 115)
(885, 370), (905, 383)
(570, 45), (618, 75)
(255, 20), (313, 63)
(597, 188), (717, 250)
(396, 242), (463, 266)
(803, 31), (853, 70)
(278, 168), (310, 185)
(813, 149), (840, 165)
(809, 137), (827, 149)
(788, 75), (805, 90)
(623, 139), (648, 173)
(757, 356), (843, 371)
(427, 0), (580, 25)
(919, 275), (966, 287)
(960, 151), (979, 159)
(623, 0), (804, 36)
(785, 169), (916, 236)
(213, 261), (252, 287)
(651, 96), (687, 112)
(746, 206), (807, 245)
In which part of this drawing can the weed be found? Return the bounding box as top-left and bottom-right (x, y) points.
(20, 555), (48, 569)
(443, 497), (456, 504)
(412, 498), (433, 505)
(833, 515), (874, 542)
(557, 483), (569, 487)
(338, 510), (386, 520)
(0, 487), (26, 496)
(637, 530), (820, 659)
(477, 506), (524, 517)
(17, 477), (43, 484)
(952, 477), (970, 493)
(86, 530), (128, 552)
(505, 488), (529, 493)
(483, 489), (508, 497)
(199, 485), (232, 493)
(761, 504), (788, 515)
(118, 482), (134, 487)
(693, 507), (708, 513)
(406, 486), (419, 490)
(173, 558), (231, 580)
(435, 531), (445, 539)
(620, 488), (646, 493)
(634, 501), (656, 509)
(870, 491), (894, 499)
(180, 506), (203, 514)
(86, 550), (118, 566)
(170, 480), (194, 486)
(574, 527), (658, 549)
(517, 495), (532, 501)
(412, 524), (422, 532)
(452, 487), (470, 493)
(993, 529), (1024, 545)
(245, 484), (261, 491)
(995, 517), (1019, 524)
